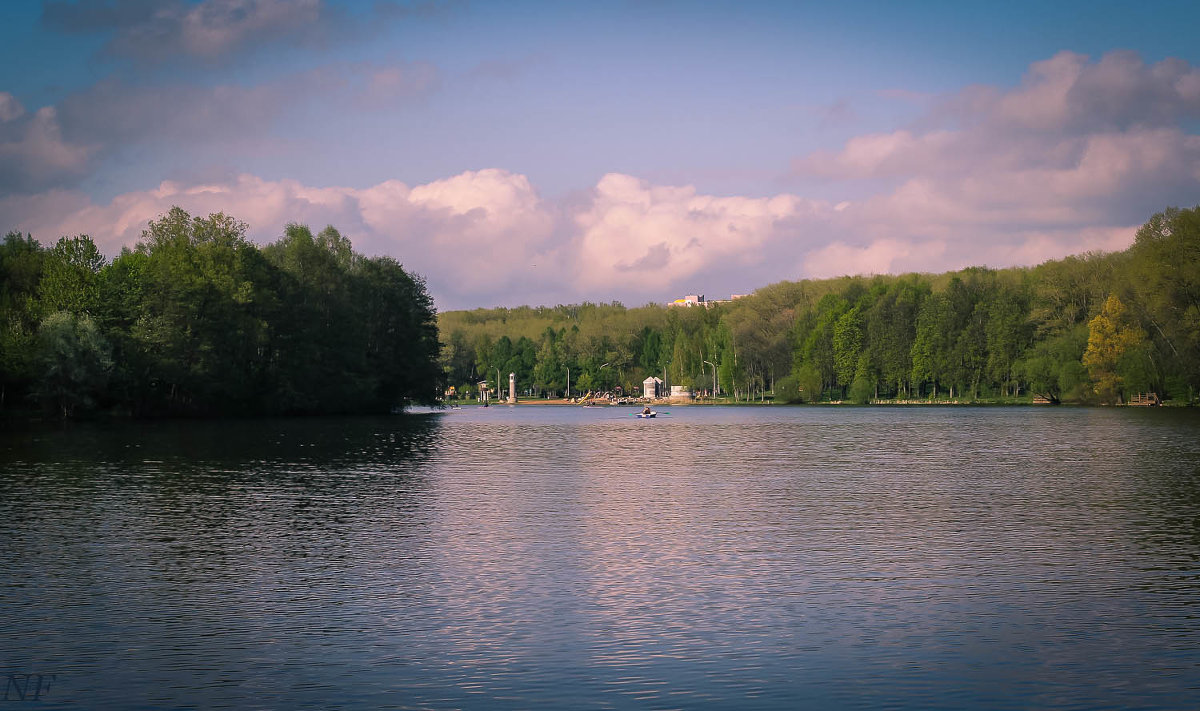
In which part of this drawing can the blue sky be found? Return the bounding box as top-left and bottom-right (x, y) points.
(3, 0), (1200, 309)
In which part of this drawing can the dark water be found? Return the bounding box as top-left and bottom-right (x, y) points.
(2, 406), (1199, 710)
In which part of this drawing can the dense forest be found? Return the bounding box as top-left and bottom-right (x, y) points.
(5, 205), (1196, 417)
(1, 207), (441, 418)
(440, 207), (1200, 406)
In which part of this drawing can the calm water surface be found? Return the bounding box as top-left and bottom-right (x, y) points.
(2, 406), (1199, 709)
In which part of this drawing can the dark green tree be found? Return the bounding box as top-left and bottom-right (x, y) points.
(32, 311), (113, 418)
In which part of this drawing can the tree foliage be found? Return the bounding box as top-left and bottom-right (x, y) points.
(436, 207), (1200, 406)
(6, 205), (1200, 414)
(1082, 295), (1147, 403)
(0, 208), (441, 418)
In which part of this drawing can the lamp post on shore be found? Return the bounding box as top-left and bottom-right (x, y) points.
(703, 360), (717, 398)
(565, 366), (570, 400)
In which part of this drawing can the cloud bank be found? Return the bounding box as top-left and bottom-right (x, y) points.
(0, 164), (1138, 312)
(5, 50), (1199, 309)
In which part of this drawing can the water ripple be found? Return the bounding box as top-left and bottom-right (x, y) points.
(1, 407), (1198, 708)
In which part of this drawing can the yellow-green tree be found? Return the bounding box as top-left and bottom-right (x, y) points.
(1082, 295), (1145, 403)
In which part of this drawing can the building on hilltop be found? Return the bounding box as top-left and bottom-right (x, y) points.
(668, 294), (706, 307)
(667, 293), (748, 308)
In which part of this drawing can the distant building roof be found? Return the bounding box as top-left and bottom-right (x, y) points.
(667, 293), (744, 308)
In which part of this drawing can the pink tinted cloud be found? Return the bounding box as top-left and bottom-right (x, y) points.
(0, 162), (1161, 309)
(0, 92), (24, 122)
(788, 50), (1200, 274)
(0, 170), (562, 307)
(803, 238), (944, 279)
(573, 173), (820, 291)
(0, 107), (95, 192)
(3, 170), (827, 307)
(13, 47), (1200, 310)
(797, 51), (1200, 182)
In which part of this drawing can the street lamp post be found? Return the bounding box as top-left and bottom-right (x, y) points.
(566, 366), (570, 400)
(599, 362), (610, 394)
(703, 360), (717, 398)
(495, 368), (501, 403)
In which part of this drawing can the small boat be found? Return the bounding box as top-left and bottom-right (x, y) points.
(636, 411), (657, 418)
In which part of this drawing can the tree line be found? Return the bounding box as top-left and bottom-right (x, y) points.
(440, 207), (1200, 405)
(1, 207), (441, 418)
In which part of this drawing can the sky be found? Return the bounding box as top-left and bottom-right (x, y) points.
(3, 0), (1200, 311)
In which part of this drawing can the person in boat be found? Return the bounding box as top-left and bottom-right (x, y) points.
(642, 405), (652, 415)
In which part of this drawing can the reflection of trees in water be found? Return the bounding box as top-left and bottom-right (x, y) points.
(1121, 411), (1200, 599)
(0, 414), (442, 467)
(0, 415), (447, 710)
(0, 415), (444, 549)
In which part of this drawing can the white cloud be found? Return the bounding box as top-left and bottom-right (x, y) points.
(0, 161), (1163, 310)
(0, 92), (24, 122)
(0, 107), (95, 192)
(0, 170), (559, 308)
(787, 50), (1200, 274)
(2, 170), (826, 308)
(803, 238), (942, 279)
(9, 52), (1200, 309)
(574, 173), (818, 290)
(374, 169), (558, 290)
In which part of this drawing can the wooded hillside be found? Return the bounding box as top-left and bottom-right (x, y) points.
(440, 207), (1200, 405)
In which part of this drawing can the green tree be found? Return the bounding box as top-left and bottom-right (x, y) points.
(794, 293), (847, 399)
(865, 277), (927, 397)
(793, 362), (823, 402)
(1130, 206), (1200, 400)
(38, 235), (105, 316)
(985, 283), (1032, 397)
(0, 232), (46, 411)
(134, 209), (277, 414)
(354, 256), (443, 408)
(533, 330), (564, 394)
(1082, 295), (1146, 403)
(32, 311), (113, 418)
(848, 354), (875, 404)
(1018, 324), (1089, 404)
(911, 292), (951, 398)
(833, 305), (864, 392)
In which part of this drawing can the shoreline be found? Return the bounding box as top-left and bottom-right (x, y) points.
(446, 398), (1187, 408)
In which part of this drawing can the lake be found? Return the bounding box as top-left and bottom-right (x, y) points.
(2, 405), (1199, 709)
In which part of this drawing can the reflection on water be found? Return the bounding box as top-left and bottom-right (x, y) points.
(2, 407), (1199, 709)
